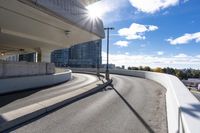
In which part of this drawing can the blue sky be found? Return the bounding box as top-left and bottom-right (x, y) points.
(87, 0), (200, 69)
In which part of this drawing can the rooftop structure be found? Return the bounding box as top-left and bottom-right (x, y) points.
(0, 0), (104, 62)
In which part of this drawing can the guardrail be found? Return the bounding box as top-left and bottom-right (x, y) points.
(71, 68), (200, 133)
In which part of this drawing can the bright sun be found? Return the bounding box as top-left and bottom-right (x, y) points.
(88, 9), (98, 19)
(86, 5), (103, 19)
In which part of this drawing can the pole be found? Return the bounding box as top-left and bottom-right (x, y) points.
(97, 41), (100, 77)
(104, 27), (114, 80)
(106, 29), (109, 80)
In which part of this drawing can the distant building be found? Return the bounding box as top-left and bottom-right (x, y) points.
(182, 78), (200, 88)
(51, 40), (102, 68)
(5, 55), (19, 62)
(19, 53), (36, 62)
(102, 64), (115, 69)
(51, 49), (69, 67)
(2, 52), (36, 62)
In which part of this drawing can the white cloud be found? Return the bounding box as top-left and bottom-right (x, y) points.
(174, 53), (188, 58)
(102, 52), (200, 69)
(157, 51), (164, 55)
(118, 23), (158, 40)
(128, 0), (179, 14)
(166, 32), (200, 45)
(114, 41), (129, 47)
(148, 25), (159, 31)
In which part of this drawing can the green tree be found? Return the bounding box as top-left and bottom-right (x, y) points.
(153, 67), (163, 73)
(143, 66), (151, 71)
(139, 66), (143, 70)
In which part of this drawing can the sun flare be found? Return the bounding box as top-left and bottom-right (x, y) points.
(86, 5), (104, 19)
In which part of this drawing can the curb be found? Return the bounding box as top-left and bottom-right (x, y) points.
(0, 79), (112, 132)
(71, 71), (105, 78)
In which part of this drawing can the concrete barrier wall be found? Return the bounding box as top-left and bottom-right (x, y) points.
(0, 69), (71, 94)
(46, 63), (55, 74)
(71, 68), (200, 133)
(0, 61), (55, 78)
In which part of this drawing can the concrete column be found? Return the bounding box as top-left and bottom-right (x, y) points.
(0, 61), (3, 77)
(34, 48), (51, 62)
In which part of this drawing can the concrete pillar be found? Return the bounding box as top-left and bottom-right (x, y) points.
(34, 48), (51, 62)
(0, 61), (3, 77)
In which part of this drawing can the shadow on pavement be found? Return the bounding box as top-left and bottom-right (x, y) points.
(0, 90), (40, 108)
(5, 82), (111, 132)
(0, 81), (69, 108)
(178, 104), (200, 132)
(109, 84), (155, 133)
(180, 104), (200, 119)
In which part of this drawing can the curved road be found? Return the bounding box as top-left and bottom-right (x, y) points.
(10, 74), (167, 133)
(0, 73), (98, 114)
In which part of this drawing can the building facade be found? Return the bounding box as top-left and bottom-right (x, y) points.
(19, 53), (36, 62)
(51, 49), (69, 67)
(51, 40), (102, 68)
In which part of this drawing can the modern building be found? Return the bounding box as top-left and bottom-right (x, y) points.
(69, 40), (102, 68)
(51, 49), (69, 67)
(51, 39), (102, 68)
(19, 53), (36, 62)
(4, 53), (36, 62)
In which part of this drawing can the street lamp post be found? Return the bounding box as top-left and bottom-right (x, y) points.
(104, 27), (114, 80)
(97, 41), (100, 77)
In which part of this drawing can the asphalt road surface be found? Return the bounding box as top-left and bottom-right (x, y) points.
(8, 74), (167, 133)
(0, 73), (98, 114)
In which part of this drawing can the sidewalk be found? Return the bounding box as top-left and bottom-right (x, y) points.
(0, 78), (112, 132)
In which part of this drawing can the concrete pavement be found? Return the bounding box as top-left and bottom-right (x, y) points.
(0, 73), (112, 132)
(0, 73), (97, 114)
(9, 74), (167, 133)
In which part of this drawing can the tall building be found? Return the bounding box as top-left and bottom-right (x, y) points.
(51, 40), (102, 68)
(69, 40), (102, 68)
(51, 49), (69, 67)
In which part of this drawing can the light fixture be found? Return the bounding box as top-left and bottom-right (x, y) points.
(1, 52), (5, 56)
(64, 30), (70, 35)
(19, 49), (25, 52)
